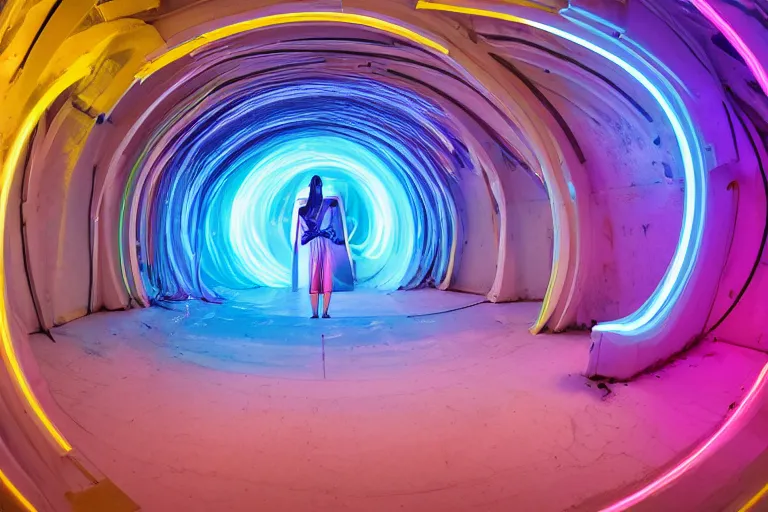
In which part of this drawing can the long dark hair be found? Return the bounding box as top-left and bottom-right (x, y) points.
(299, 175), (323, 221)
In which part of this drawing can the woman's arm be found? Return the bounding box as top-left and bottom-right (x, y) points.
(301, 232), (315, 245)
(299, 216), (316, 245)
(329, 204), (345, 245)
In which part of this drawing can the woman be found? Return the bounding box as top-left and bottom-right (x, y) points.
(298, 175), (345, 318)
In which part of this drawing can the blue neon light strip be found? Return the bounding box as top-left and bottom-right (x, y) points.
(127, 75), (469, 300)
(417, 1), (706, 336)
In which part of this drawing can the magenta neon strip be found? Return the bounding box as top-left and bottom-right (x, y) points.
(601, 361), (768, 511)
(601, 3), (768, 509)
(689, 0), (768, 95)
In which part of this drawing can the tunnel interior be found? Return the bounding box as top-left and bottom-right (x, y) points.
(2, 1), (768, 511)
(113, 22), (557, 309)
(134, 74), (476, 299)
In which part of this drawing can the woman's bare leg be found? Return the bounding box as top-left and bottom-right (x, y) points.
(322, 292), (332, 317)
(310, 294), (319, 318)
(321, 244), (333, 317)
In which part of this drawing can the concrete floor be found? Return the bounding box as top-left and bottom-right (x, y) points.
(30, 290), (768, 511)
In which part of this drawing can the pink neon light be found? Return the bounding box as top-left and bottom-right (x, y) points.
(690, 0), (768, 96)
(601, 361), (768, 511)
(602, 4), (768, 509)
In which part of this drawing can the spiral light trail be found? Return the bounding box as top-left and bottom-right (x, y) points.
(127, 75), (471, 301)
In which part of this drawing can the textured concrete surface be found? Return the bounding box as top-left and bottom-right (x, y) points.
(30, 291), (767, 511)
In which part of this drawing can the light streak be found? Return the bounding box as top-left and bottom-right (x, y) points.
(0, 65), (89, 453)
(136, 11), (448, 81)
(126, 77), (467, 300)
(688, 0), (768, 96)
(416, 1), (706, 337)
(0, 468), (36, 511)
(601, 361), (768, 511)
(739, 482), (768, 512)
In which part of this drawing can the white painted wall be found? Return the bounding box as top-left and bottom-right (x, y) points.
(449, 162), (500, 295)
(485, 141), (553, 301)
(23, 105), (96, 328)
(6, 123), (42, 334)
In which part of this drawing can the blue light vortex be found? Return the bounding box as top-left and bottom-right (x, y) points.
(132, 75), (471, 301)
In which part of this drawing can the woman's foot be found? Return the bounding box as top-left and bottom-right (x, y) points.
(322, 312), (331, 319)
(311, 314), (319, 319)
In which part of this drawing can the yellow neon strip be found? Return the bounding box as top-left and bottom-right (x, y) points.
(739, 482), (768, 512)
(0, 65), (93, 454)
(417, 0), (569, 332)
(417, 1), (532, 25)
(0, 468), (36, 512)
(136, 11), (449, 80)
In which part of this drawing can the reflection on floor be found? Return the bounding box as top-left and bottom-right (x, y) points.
(31, 290), (767, 512)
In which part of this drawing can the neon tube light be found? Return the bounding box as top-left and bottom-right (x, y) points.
(122, 76), (466, 300)
(0, 66), (89, 453)
(0, 468), (36, 511)
(416, 1), (705, 337)
(689, 0), (768, 96)
(601, 361), (768, 511)
(136, 12), (449, 81)
(739, 482), (768, 512)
